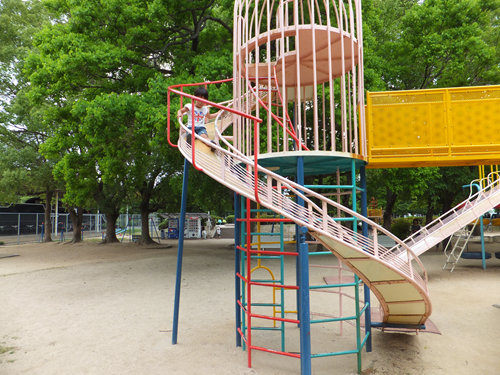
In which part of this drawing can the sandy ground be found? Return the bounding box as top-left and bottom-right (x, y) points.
(0, 237), (499, 375)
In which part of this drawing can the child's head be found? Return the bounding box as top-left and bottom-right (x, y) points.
(194, 87), (209, 100)
(193, 87), (209, 108)
(413, 219), (419, 225)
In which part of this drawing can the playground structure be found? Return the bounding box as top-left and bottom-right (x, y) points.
(166, 0), (500, 374)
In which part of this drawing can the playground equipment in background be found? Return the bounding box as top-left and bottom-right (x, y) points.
(167, 0), (500, 374)
(118, 216), (161, 243)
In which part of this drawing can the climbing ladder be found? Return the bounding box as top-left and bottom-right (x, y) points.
(442, 222), (477, 272)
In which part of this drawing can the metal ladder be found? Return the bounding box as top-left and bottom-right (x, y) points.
(443, 221), (478, 272)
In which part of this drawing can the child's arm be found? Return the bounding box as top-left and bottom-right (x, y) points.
(177, 107), (189, 119)
(206, 109), (223, 120)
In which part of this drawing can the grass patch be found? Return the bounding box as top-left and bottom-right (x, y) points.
(0, 345), (16, 355)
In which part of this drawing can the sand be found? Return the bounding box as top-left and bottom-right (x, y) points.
(0, 237), (499, 374)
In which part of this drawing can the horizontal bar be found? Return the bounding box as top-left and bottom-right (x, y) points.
(308, 251), (333, 256)
(250, 255), (284, 260)
(311, 349), (359, 358)
(310, 315), (358, 324)
(251, 302), (282, 307)
(250, 345), (301, 358)
(249, 249), (298, 256)
(251, 279), (282, 284)
(250, 232), (283, 236)
(249, 280), (299, 290)
(310, 282), (360, 289)
(251, 327), (282, 331)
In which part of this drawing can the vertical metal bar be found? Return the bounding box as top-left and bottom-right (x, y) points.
(279, 218), (286, 352)
(17, 213), (20, 244)
(246, 196), (252, 367)
(241, 194), (247, 351)
(360, 166), (372, 352)
(295, 156), (305, 325)
(355, 274), (362, 373)
(172, 159), (190, 345)
(480, 215), (486, 269)
(234, 192), (242, 347)
(298, 226), (311, 375)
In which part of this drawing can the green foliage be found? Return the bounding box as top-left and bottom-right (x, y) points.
(364, 0), (500, 90)
(158, 219), (168, 230)
(225, 215), (235, 224)
(24, 0), (235, 224)
(391, 217), (412, 240)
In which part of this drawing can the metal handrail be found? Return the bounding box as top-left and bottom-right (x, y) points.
(182, 126), (429, 291)
(395, 173), (500, 257)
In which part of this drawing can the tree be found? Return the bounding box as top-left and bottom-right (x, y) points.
(26, 0), (234, 244)
(367, 0), (500, 90)
(0, 0), (59, 242)
(362, 0), (500, 232)
(366, 167), (440, 230)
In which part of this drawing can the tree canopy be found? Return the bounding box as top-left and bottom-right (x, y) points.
(1, 0), (499, 243)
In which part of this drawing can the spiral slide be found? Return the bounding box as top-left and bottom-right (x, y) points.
(178, 123), (433, 326)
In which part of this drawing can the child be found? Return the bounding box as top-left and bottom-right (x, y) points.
(177, 87), (221, 149)
(411, 219), (421, 234)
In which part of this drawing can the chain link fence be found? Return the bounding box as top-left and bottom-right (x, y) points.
(0, 213), (163, 246)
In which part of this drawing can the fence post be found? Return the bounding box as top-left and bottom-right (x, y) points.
(17, 213), (21, 244)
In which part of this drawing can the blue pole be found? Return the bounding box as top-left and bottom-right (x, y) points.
(296, 156), (305, 326)
(234, 192), (242, 347)
(480, 215), (486, 269)
(172, 159), (190, 345)
(298, 226), (311, 375)
(360, 166), (372, 352)
(295, 156), (311, 375)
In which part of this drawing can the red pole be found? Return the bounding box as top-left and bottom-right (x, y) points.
(246, 196), (252, 368)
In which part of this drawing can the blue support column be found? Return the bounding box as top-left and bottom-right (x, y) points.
(480, 215), (486, 269)
(172, 159), (190, 345)
(296, 157), (305, 326)
(298, 226), (311, 375)
(295, 156), (311, 375)
(359, 166), (372, 352)
(234, 192), (242, 347)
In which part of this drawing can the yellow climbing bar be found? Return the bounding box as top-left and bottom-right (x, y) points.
(366, 85), (500, 169)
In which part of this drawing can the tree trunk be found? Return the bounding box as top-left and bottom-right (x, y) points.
(43, 190), (53, 242)
(383, 188), (398, 232)
(425, 196), (434, 225)
(139, 209), (155, 244)
(137, 188), (156, 245)
(102, 212), (120, 243)
(67, 205), (83, 243)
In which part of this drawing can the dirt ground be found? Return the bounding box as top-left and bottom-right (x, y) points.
(0, 237), (499, 375)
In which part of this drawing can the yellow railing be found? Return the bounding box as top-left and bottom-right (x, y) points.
(366, 85), (500, 169)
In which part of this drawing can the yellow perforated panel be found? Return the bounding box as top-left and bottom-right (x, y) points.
(366, 85), (500, 168)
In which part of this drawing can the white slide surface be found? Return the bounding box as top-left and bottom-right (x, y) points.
(391, 180), (500, 259)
